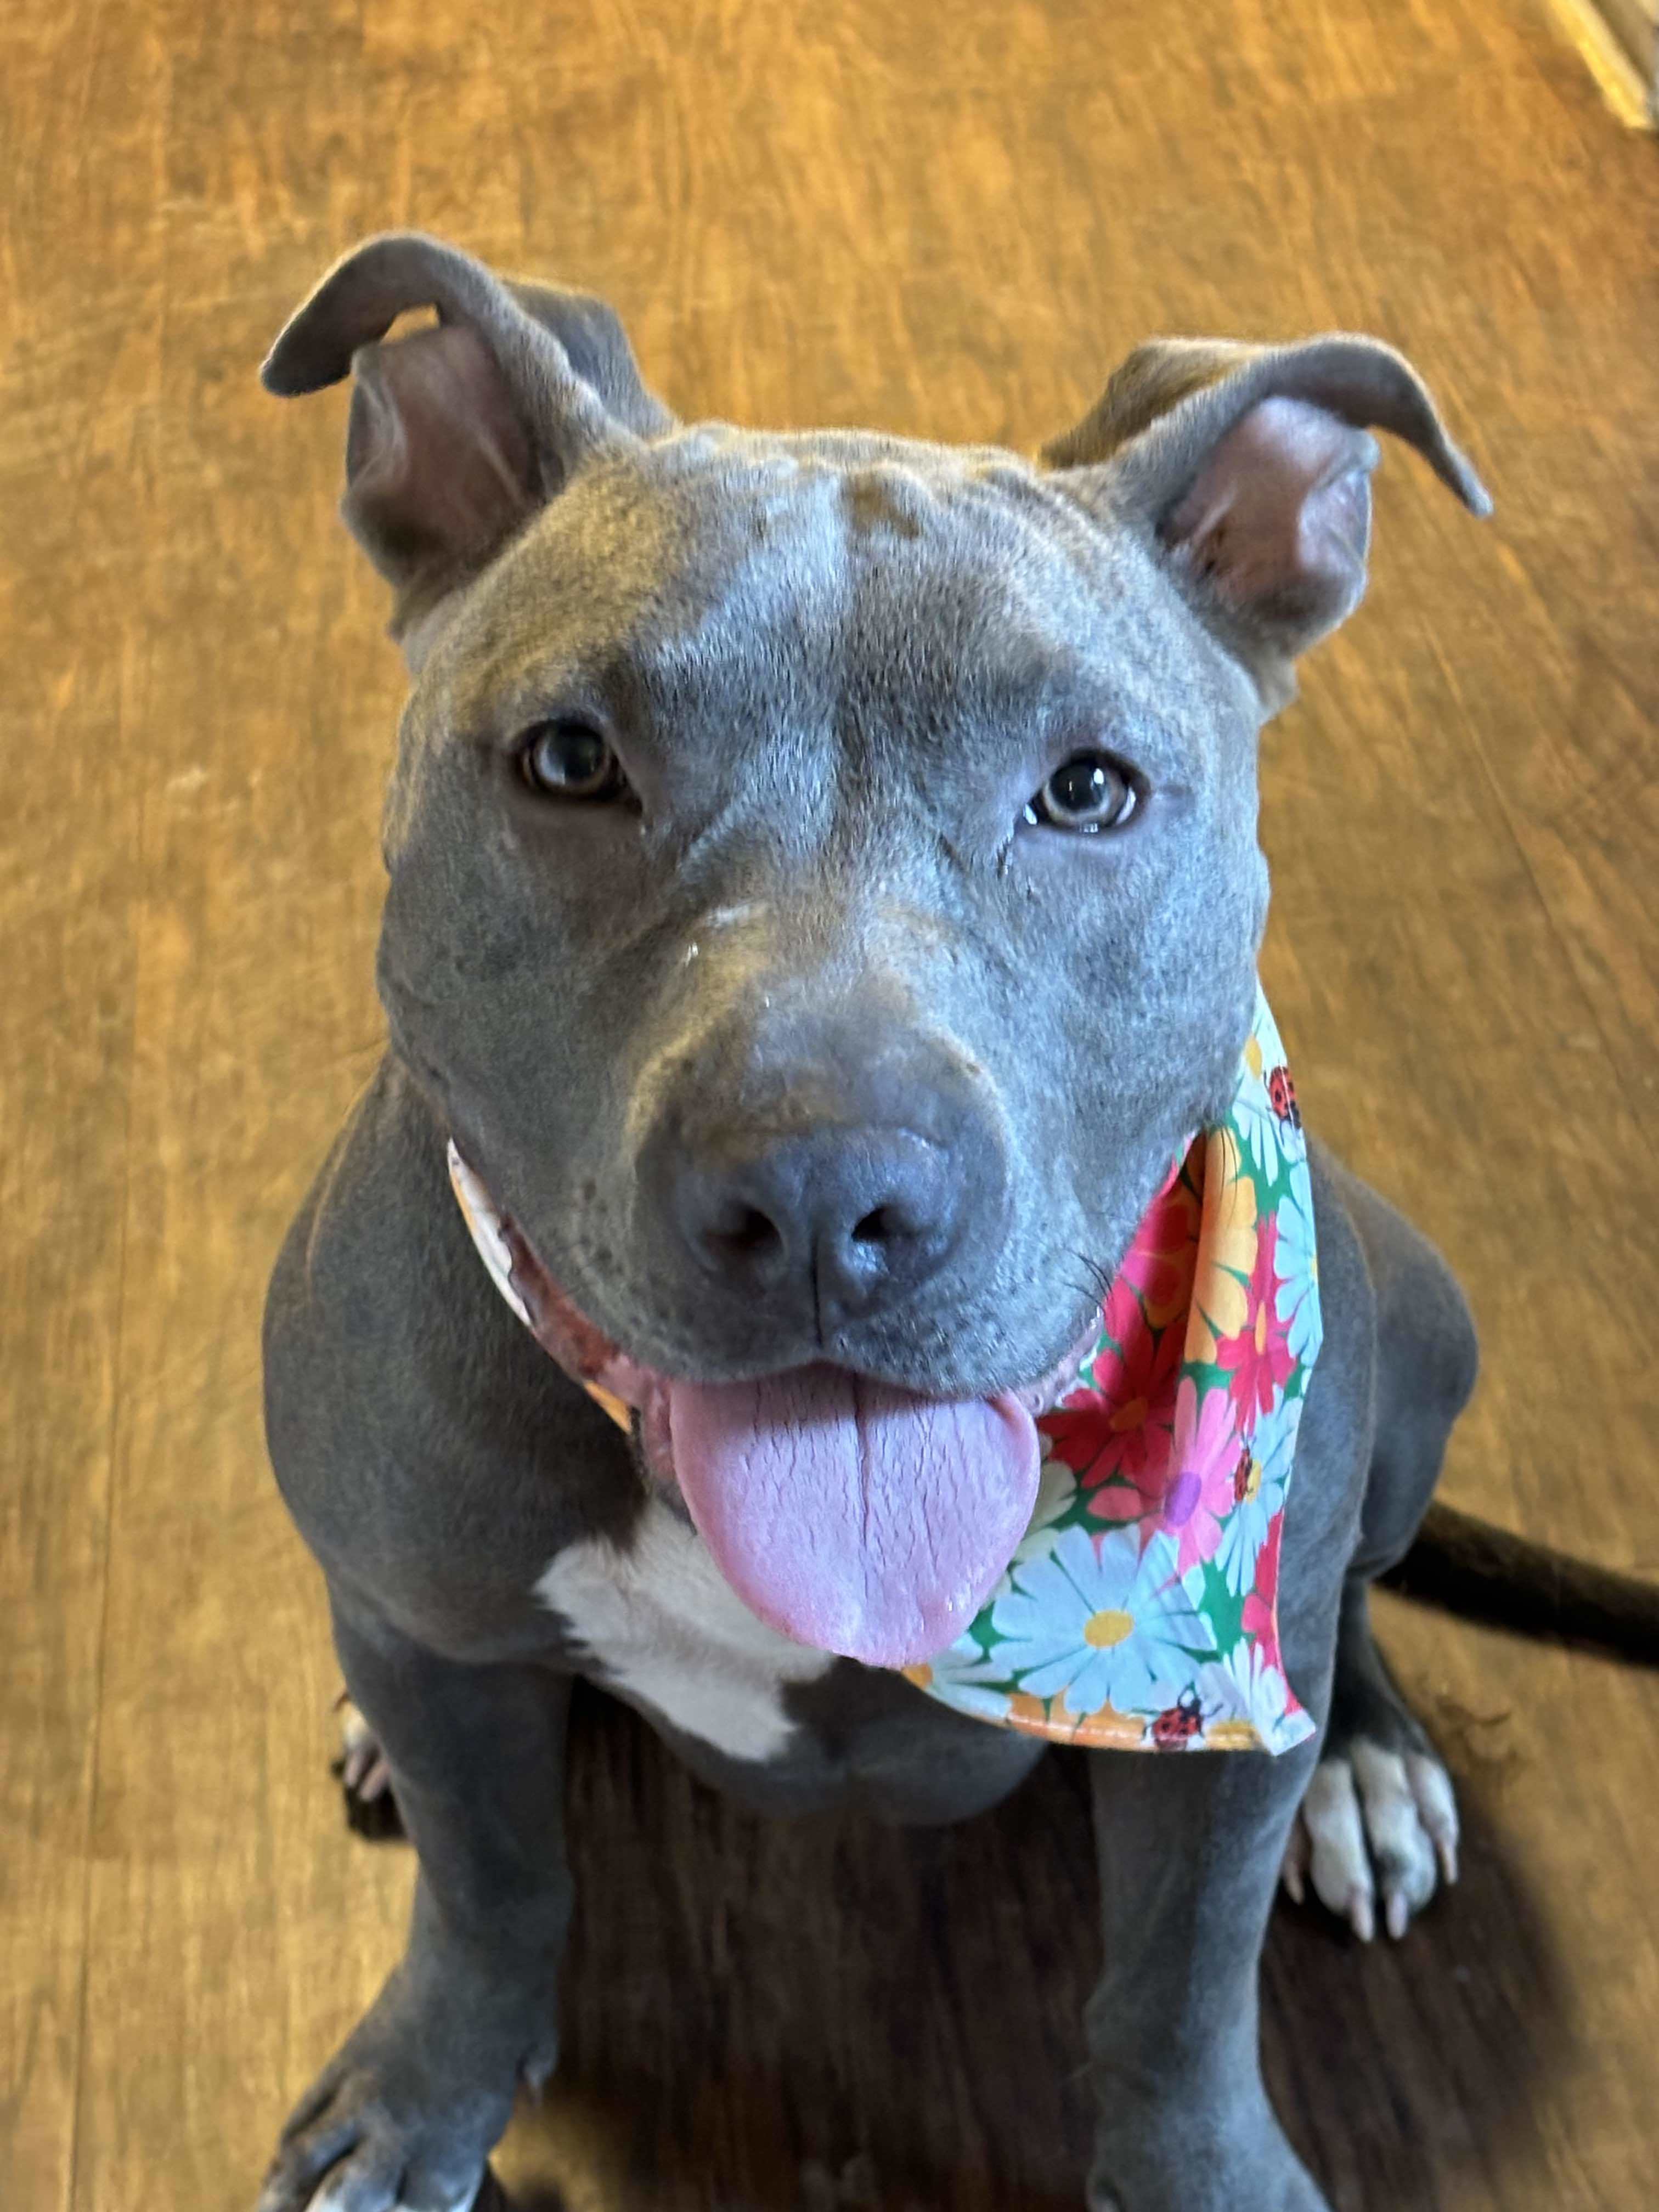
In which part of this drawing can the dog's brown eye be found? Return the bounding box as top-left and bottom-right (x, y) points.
(520, 720), (626, 802)
(1024, 753), (1137, 834)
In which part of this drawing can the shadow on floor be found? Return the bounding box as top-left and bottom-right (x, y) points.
(484, 1681), (1567, 2211)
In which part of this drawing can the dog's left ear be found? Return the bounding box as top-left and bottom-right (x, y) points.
(1042, 335), (1489, 694)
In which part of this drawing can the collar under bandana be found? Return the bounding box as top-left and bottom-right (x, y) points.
(448, 984), (1320, 1757)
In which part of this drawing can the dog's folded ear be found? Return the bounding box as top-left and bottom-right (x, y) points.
(1042, 336), (1489, 690)
(262, 233), (671, 637)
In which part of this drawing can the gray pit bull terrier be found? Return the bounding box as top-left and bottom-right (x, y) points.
(253, 232), (1497, 2212)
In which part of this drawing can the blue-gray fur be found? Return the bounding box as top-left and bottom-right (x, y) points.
(255, 232), (1488, 2212)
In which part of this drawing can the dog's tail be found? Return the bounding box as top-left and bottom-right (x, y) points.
(1379, 1502), (1659, 1668)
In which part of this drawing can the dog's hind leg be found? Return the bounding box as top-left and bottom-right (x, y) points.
(1282, 1156), (1479, 1942)
(333, 1695), (405, 1841)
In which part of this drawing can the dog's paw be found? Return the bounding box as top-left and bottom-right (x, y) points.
(1281, 1736), (1458, 1941)
(255, 2070), (492, 2212)
(1284, 1597), (1461, 1943)
(256, 2008), (515, 2212)
(257, 1956), (556, 2212)
(331, 1696), (405, 1842)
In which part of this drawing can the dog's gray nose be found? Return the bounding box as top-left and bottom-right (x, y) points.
(666, 1124), (974, 1323)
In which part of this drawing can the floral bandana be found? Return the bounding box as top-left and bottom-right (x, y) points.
(449, 985), (1320, 1757)
(904, 986), (1321, 1755)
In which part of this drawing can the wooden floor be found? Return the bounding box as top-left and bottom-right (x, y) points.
(3, 3), (1656, 2208)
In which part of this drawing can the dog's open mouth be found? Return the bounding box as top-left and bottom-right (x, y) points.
(449, 1144), (1087, 1668)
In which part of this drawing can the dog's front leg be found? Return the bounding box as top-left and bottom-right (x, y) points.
(258, 1592), (573, 2212)
(1083, 1741), (1328, 2212)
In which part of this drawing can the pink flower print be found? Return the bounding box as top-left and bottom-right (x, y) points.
(1216, 1212), (1295, 1427)
(1113, 1161), (1201, 1330)
(1076, 1271), (1152, 1393)
(1156, 1379), (1239, 1575)
(1045, 1309), (1183, 1512)
(1243, 1508), (1286, 1674)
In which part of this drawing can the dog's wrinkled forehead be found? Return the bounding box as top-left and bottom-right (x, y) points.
(424, 423), (1206, 787)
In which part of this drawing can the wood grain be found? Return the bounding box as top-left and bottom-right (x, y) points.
(0, 4), (165, 2204)
(2, 1), (1655, 2208)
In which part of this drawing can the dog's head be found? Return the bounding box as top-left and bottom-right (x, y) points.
(266, 234), (1487, 1662)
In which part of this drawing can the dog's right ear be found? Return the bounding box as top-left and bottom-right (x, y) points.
(262, 233), (671, 636)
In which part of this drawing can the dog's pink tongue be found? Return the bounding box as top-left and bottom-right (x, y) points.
(667, 1368), (1040, 1667)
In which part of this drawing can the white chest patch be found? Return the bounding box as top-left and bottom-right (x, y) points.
(534, 1497), (837, 1762)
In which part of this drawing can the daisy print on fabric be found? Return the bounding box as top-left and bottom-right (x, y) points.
(1157, 1378), (1240, 1577)
(989, 1525), (1215, 1722)
(1233, 1024), (1288, 1180)
(1216, 1415), (1294, 1598)
(904, 1638), (1016, 1725)
(1203, 1638), (1306, 1754)
(1109, 1162), (1201, 1330)
(1272, 1168), (1321, 1364)
(1187, 1128), (1259, 1364)
(1051, 1313), (1183, 1520)
(1216, 1212), (1295, 1426)
(991, 1455), (1079, 1586)
(1242, 1510), (1290, 1677)
(1027, 1455), (1080, 1538)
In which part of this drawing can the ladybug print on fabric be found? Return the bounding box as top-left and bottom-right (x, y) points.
(1266, 1064), (1301, 1129)
(1147, 1689), (1208, 1751)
